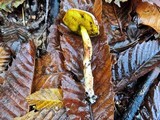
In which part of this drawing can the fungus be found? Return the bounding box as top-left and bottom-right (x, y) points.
(63, 8), (99, 103)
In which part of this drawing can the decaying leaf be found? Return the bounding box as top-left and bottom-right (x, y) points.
(14, 108), (67, 120)
(136, 2), (160, 33)
(113, 40), (160, 91)
(135, 78), (160, 120)
(0, 43), (11, 73)
(0, 41), (36, 119)
(26, 88), (63, 110)
(0, 0), (25, 12)
(102, 1), (132, 45)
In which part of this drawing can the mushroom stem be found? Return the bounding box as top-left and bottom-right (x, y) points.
(80, 25), (96, 104)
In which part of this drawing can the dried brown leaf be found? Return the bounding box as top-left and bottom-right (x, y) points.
(136, 2), (160, 33)
(0, 41), (36, 119)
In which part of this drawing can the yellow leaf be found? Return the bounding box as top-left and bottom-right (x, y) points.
(136, 2), (160, 33)
(26, 88), (63, 110)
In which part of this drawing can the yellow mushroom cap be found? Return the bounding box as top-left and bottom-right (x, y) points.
(63, 8), (99, 37)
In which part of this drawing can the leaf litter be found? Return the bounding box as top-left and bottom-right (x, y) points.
(0, 0), (160, 119)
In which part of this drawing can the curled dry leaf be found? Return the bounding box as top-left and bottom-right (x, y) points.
(14, 108), (67, 120)
(26, 88), (63, 110)
(136, 2), (160, 33)
(0, 41), (36, 119)
(0, 43), (11, 73)
(113, 40), (160, 91)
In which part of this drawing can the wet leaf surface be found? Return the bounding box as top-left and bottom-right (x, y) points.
(14, 108), (67, 120)
(102, 1), (132, 45)
(59, 0), (114, 119)
(134, 77), (160, 120)
(0, 41), (36, 119)
(113, 40), (160, 91)
(61, 74), (91, 119)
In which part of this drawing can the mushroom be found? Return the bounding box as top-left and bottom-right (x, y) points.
(63, 8), (99, 103)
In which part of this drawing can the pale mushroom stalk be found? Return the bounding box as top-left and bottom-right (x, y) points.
(63, 9), (99, 104)
(80, 25), (95, 103)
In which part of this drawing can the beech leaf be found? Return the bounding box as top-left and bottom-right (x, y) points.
(26, 88), (63, 110)
(14, 108), (67, 120)
(0, 43), (11, 73)
(113, 40), (160, 91)
(136, 2), (160, 33)
(0, 41), (36, 119)
(135, 78), (160, 120)
(102, 1), (131, 45)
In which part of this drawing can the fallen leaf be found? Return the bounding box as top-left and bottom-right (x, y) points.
(59, 0), (114, 119)
(14, 108), (67, 120)
(0, 43), (11, 73)
(61, 74), (91, 119)
(32, 25), (65, 92)
(113, 40), (160, 91)
(102, 1), (132, 45)
(0, 41), (36, 119)
(136, 2), (160, 33)
(134, 78), (160, 120)
(0, 0), (25, 12)
(26, 88), (63, 110)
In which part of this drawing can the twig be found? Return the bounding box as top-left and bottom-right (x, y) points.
(122, 67), (160, 120)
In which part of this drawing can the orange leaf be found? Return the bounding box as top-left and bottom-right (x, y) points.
(136, 2), (160, 33)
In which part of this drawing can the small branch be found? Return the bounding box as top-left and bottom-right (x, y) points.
(122, 67), (160, 120)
